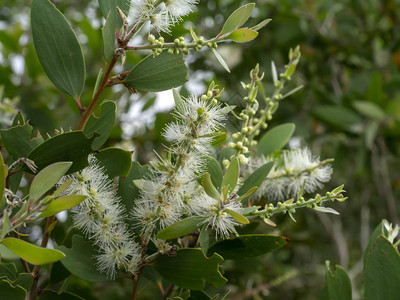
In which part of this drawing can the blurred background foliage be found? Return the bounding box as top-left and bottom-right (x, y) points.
(1, 0), (400, 299)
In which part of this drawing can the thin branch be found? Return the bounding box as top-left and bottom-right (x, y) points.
(29, 216), (55, 300)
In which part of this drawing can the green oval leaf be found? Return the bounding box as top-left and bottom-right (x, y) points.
(27, 131), (96, 174)
(228, 28), (258, 43)
(322, 261), (352, 300)
(31, 0), (85, 98)
(207, 234), (289, 260)
(1, 238), (65, 265)
(225, 208), (249, 224)
(54, 235), (109, 282)
(154, 248), (227, 290)
(0, 122), (44, 160)
(84, 101), (116, 150)
(204, 156), (223, 190)
(353, 100), (386, 119)
(238, 161), (274, 197)
(257, 123), (295, 156)
(219, 3), (255, 35)
(38, 195), (87, 219)
(364, 235), (400, 300)
(94, 147), (132, 178)
(222, 158), (239, 193)
(98, 0), (131, 59)
(125, 51), (188, 92)
(202, 173), (220, 200)
(312, 105), (362, 133)
(211, 48), (230, 73)
(29, 162), (72, 201)
(156, 216), (207, 240)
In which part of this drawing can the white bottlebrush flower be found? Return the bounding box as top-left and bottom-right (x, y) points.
(163, 94), (226, 154)
(129, 0), (155, 25)
(165, 0), (198, 18)
(189, 192), (242, 239)
(246, 148), (333, 201)
(96, 241), (141, 279)
(62, 156), (140, 278)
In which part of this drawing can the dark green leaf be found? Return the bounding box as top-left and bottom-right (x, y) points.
(207, 234), (288, 260)
(31, 0), (85, 98)
(222, 158), (239, 193)
(0, 123), (43, 159)
(125, 51), (188, 92)
(0, 280), (26, 300)
(198, 224), (210, 253)
(322, 261), (352, 300)
(98, 0), (130, 26)
(219, 3), (255, 35)
(154, 248), (227, 290)
(237, 161), (273, 197)
(228, 28), (258, 43)
(29, 162), (72, 201)
(0, 238), (65, 265)
(101, 10), (117, 59)
(257, 123), (295, 156)
(94, 147), (132, 178)
(54, 235), (109, 282)
(118, 161), (150, 211)
(11, 112), (25, 127)
(12, 273), (34, 292)
(204, 156), (223, 190)
(0, 263), (17, 281)
(156, 216), (207, 240)
(84, 101), (116, 150)
(364, 235), (400, 300)
(27, 131), (95, 174)
(39, 290), (84, 300)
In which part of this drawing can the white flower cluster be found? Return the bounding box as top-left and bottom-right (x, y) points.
(247, 148), (333, 201)
(132, 94), (242, 242)
(64, 156), (140, 279)
(129, 0), (198, 33)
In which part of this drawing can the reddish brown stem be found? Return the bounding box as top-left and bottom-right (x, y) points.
(78, 55), (118, 130)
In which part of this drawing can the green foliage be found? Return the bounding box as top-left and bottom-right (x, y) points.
(321, 261), (352, 300)
(31, 0), (85, 99)
(125, 51), (188, 92)
(0, 237), (65, 265)
(156, 216), (207, 240)
(154, 249), (227, 290)
(364, 235), (400, 300)
(29, 161), (72, 201)
(26, 131), (95, 173)
(38, 195), (86, 218)
(54, 235), (109, 282)
(84, 101), (117, 150)
(208, 234), (288, 260)
(257, 123), (295, 156)
(94, 147), (132, 177)
(219, 3), (255, 36)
